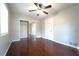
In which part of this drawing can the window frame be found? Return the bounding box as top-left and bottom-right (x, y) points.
(0, 3), (8, 37)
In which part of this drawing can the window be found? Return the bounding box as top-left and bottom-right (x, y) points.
(0, 4), (8, 34)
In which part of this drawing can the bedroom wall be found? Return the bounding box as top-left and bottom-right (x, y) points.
(42, 4), (79, 48)
(9, 12), (41, 41)
(53, 4), (79, 48)
(0, 4), (11, 56)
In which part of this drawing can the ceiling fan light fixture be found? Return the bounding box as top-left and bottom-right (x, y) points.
(28, 3), (52, 15)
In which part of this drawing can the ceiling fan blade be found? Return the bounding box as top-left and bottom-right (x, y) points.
(29, 10), (37, 12)
(34, 3), (38, 7)
(44, 5), (52, 9)
(39, 4), (43, 8)
(43, 11), (48, 14)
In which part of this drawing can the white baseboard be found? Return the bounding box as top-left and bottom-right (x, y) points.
(53, 40), (77, 49)
(12, 40), (20, 42)
(43, 37), (78, 49)
(12, 39), (20, 42)
(36, 36), (42, 38)
(4, 42), (12, 56)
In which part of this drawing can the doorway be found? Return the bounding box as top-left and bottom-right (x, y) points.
(20, 20), (29, 38)
(44, 18), (53, 41)
(30, 23), (37, 39)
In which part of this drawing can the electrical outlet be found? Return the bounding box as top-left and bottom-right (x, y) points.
(69, 42), (73, 45)
(74, 43), (78, 46)
(69, 42), (78, 47)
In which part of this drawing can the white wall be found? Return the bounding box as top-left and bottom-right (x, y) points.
(9, 13), (39, 41)
(41, 4), (79, 48)
(0, 34), (11, 56)
(0, 5), (1, 33)
(0, 4), (11, 56)
(9, 13), (20, 41)
(53, 4), (79, 47)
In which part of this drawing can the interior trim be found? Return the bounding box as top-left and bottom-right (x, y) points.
(12, 39), (20, 42)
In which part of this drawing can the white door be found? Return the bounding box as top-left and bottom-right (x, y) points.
(30, 23), (36, 39)
(44, 18), (53, 41)
(20, 21), (28, 38)
(31, 23), (36, 36)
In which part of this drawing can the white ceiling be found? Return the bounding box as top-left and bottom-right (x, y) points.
(7, 3), (75, 20)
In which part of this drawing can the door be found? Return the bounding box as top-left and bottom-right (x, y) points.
(30, 23), (36, 39)
(20, 21), (28, 38)
(44, 18), (53, 41)
(31, 23), (36, 36)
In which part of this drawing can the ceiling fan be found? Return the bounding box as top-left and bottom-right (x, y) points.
(29, 3), (52, 16)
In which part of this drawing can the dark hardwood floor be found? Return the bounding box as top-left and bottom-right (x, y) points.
(6, 38), (79, 56)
